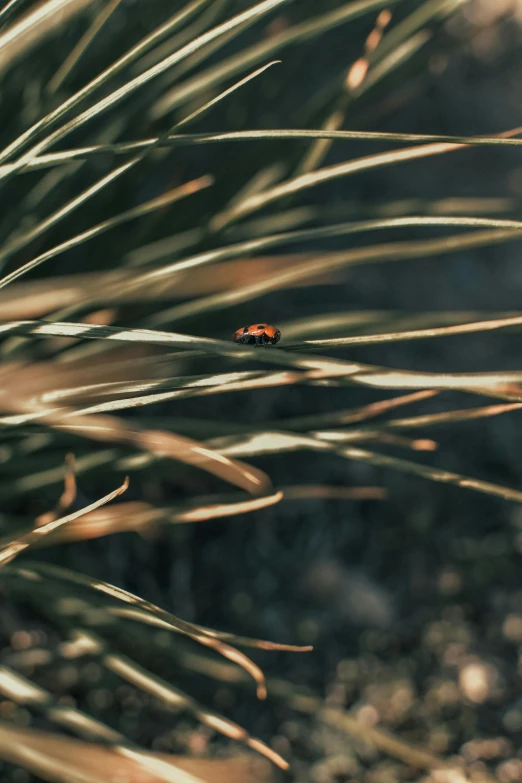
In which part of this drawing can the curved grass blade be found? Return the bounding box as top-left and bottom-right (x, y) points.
(23, 493), (284, 543)
(0, 476), (128, 566)
(54, 629), (289, 769)
(50, 412), (271, 496)
(175, 60), (281, 130)
(16, 561), (270, 699)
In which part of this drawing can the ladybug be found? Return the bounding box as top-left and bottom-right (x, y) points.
(233, 323), (281, 347)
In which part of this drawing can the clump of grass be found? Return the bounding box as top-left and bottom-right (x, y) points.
(1, 0), (522, 781)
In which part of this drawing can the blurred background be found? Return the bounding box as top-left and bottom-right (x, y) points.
(2, 0), (522, 781)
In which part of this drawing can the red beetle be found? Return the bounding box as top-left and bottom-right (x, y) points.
(232, 323), (281, 347)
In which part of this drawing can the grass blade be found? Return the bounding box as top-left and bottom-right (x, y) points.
(0, 476), (129, 566)
(0, 175), (213, 289)
(0, 0), (290, 170)
(47, 0), (124, 96)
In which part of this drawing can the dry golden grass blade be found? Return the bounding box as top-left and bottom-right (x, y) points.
(0, 351), (271, 496)
(0, 476), (129, 566)
(266, 390), (439, 430)
(3, 456), (388, 534)
(5, 319), (522, 401)
(125, 228), (204, 267)
(313, 309), (522, 337)
(0, 361), (271, 491)
(298, 0), (455, 172)
(0, 56), (286, 291)
(28, 492), (285, 544)
(279, 311), (394, 339)
(0, 450), (118, 499)
(170, 490), (284, 523)
(0, 0), (93, 75)
(35, 370), (267, 407)
(169, 619), (311, 653)
(35, 452), (77, 525)
(33, 500), (161, 542)
(212, 160), (287, 231)
(281, 484), (386, 500)
(47, 0), (123, 95)
(0, 254), (322, 319)
(0, 0), (290, 171)
(379, 401), (522, 430)
(302, 312), (522, 349)
(0, 723), (274, 783)
(50, 374), (304, 418)
(359, 28), (432, 96)
(332, 444), (522, 504)
(157, 15), (256, 92)
(6, 479), (385, 544)
(315, 429), (439, 452)
(223, 206), (316, 241)
(0, 370), (283, 425)
(0, 348), (168, 403)
(23, 561), (271, 699)
(108, 606), (311, 655)
(51, 411), (271, 496)
(212, 429), (522, 503)
(0, 175), (213, 291)
(312, 402), (522, 445)
(348, 0), (461, 103)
